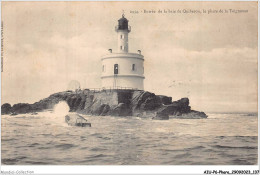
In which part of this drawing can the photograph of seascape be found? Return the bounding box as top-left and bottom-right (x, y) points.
(1, 1), (258, 170)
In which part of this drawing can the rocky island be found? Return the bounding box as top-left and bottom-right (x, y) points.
(1, 89), (207, 120)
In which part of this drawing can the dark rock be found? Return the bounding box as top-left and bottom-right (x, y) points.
(156, 98), (190, 116)
(157, 95), (172, 105)
(10, 112), (18, 116)
(4, 90), (207, 119)
(176, 98), (191, 113)
(178, 98), (189, 106)
(100, 104), (110, 116)
(92, 104), (110, 116)
(12, 103), (32, 114)
(157, 104), (178, 115)
(132, 91), (160, 110)
(110, 103), (132, 116)
(172, 110), (208, 119)
(152, 113), (169, 120)
(1, 103), (12, 114)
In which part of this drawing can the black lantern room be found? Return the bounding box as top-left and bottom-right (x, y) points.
(118, 15), (128, 30)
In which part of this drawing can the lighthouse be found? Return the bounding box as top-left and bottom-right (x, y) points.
(101, 15), (145, 90)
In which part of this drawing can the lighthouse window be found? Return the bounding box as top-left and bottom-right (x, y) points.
(114, 64), (119, 74)
(132, 64), (135, 71)
(120, 35), (124, 39)
(120, 46), (122, 50)
(102, 65), (104, 72)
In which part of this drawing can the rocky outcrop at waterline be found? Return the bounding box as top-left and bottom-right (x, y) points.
(1, 103), (12, 114)
(1, 89), (207, 119)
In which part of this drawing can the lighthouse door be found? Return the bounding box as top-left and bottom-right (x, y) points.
(114, 64), (118, 74)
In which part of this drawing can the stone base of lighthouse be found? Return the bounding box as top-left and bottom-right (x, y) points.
(101, 53), (145, 90)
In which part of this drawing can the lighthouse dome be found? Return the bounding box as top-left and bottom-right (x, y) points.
(118, 15), (128, 30)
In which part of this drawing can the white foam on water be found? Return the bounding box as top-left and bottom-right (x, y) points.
(42, 101), (70, 126)
(53, 101), (70, 116)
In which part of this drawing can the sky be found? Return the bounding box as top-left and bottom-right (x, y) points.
(2, 1), (258, 113)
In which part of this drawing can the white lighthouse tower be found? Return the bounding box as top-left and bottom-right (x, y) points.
(101, 15), (145, 90)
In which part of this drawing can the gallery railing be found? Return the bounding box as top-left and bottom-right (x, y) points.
(87, 87), (138, 92)
(67, 87), (140, 93)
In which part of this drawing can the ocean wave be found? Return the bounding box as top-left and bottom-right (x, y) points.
(27, 143), (40, 147)
(163, 146), (206, 152)
(2, 156), (27, 165)
(174, 152), (192, 159)
(85, 154), (108, 159)
(213, 145), (257, 149)
(90, 147), (107, 151)
(13, 123), (32, 127)
(1, 113), (258, 165)
(1, 138), (18, 141)
(55, 143), (77, 150)
(216, 136), (258, 139)
(24, 161), (50, 165)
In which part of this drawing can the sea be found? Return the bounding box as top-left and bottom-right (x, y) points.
(1, 106), (258, 165)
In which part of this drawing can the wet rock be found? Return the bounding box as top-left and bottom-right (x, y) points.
(132, 91), (161, 110)
(5, 90), (207, 119)
(172, 110), (208, 119)
(12, 103), (32, 114)
(110, 103), (132, 116)
(10, 112), (18, 116)
(157, 95), (172, 105)
(1, 103), (12, 114)
(152, 113), (169, 120)
(100, 104), (110, 116)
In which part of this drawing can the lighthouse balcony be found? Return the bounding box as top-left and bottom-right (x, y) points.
(101, 74), (145, 79)
(101, 52), (144, 61)
(115, 25), (131, 32)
